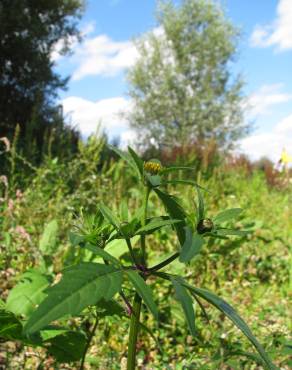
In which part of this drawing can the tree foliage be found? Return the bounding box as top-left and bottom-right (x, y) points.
(0, 0), (83, 161)
(127, 0), (248, 149)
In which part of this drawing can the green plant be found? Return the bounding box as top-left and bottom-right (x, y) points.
(1, 147), (276, 369)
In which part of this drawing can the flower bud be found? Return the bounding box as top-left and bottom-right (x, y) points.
(144, 161), (163, 175)
(197, 218), (214, 234)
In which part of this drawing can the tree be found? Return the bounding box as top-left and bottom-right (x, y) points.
(0, 0), (83, 161)
(126, 0), (248, 149)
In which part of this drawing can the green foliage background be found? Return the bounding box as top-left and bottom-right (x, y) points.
(0, 137), (291, 369)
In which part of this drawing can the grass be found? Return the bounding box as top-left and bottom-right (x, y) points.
(0, 141), (291, 369)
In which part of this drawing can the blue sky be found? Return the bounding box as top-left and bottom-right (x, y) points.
(54, 0), (292, 162)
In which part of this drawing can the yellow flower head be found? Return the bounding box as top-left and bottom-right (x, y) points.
(144, 161), (163, 175)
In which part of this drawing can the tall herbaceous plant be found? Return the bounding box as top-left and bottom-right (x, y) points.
(3, 147), (276, 369)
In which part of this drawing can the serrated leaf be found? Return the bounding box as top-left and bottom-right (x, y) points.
(0, 309), (23, 340)
(184, 285), (276, 370)
(39, 220), (58, 255)
(213, 208), (242, 224)
(125, 270), (158, 320)
(154, 188), (186, 245)
(171, 277), (196, 336)
(135, 218), (182, 234)
(179, 228), (204, 263)
(6, 271), (51, 317)
(24, 263), (123, 335)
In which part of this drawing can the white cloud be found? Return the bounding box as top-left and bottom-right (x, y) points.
(62, 96), (132, 138)
(250, 0), (292, 51)
(246, 84), (292, 117)
(72, 35), (138, 80)
(51, 22), (95, 62)
(239, 114), (292, 161)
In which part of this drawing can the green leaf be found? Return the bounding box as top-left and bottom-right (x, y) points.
(170, 277), (196, 336)
(6, 271), (51, 317)
(40, 328), (68, 341)
(215, 228), (248, 237)
(128, 146), (144, 178)
(39, 220), (58, 255)
(213, 208), (242, 224)
(184, 285), (276, 370)
(196, 188), (205, 221)
(179, 228), (205, 263)
(120, 199), (129, 222)
(146, 174), (162, 188)
(135, 218), (182, 235)
(104, 236), (139, 259)
(24, 263), (123, 335)
(47, 330), (87, 363)
(83, 243), (121, 266)
(96, 299), (124, 318)
(99, 203), (121, 232)
(154, 188), (186, 245)
(108, 145), (138, 176)
(0, 309), (23, 340)
(125, 270), (158, 320)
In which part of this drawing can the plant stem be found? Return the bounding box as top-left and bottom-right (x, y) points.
(127, 185), (150, 370)
(141, 186), (150, 264)
(127, 293), (142, 370)
(126, 238), (139, 266)
(149, 252), (179, 272)
(80, 316), (99, 370)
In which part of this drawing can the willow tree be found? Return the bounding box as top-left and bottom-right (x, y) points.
(127, 0), (248, 149)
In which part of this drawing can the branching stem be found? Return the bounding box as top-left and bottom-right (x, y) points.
(80, 315), (99, 370)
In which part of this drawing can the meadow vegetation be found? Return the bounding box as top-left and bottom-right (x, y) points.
(0, 135), (291, 369)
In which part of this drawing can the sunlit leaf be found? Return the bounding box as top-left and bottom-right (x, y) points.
(154, 188), (186, 245)
(170, 277), (196, 336)
(99, 203), (121, 232)
(0, 309), (23, 340)
(47, 330), (87, 363)
(213, 208), (242, 224)
(125, 270), (158, 320)
(128, 146), (144, 178)
(6, 270), (52, 317)
(136, 218), (182, 234)
(39, 220), (58, 255)
(184, 284), (276, 370)
(196, 187), (205, 221)
(179, 228), (204, 263)
(83, 244), (121, 266)
(24, 263), (123, 334)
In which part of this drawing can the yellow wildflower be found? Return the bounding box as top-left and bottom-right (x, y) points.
(144, 161), (163, 175)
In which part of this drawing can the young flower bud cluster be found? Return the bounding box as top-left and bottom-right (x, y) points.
(197, 218), (214, 234)
(144, 161), (163, 175)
